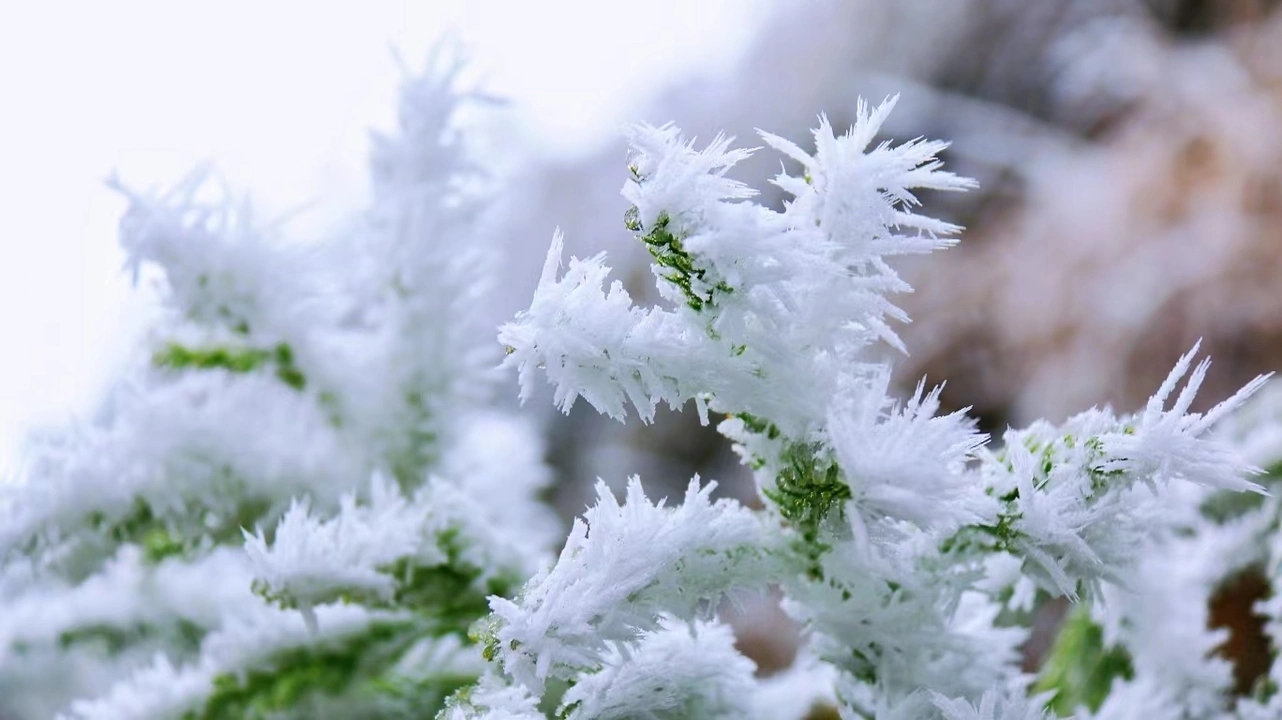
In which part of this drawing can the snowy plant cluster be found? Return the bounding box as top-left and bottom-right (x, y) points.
(0, 58), (559, 719)
(2, 56), (1282, 720)
(488, 101), (1282, 720)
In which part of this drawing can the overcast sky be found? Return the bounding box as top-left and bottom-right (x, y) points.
(0, 0), (771, 471)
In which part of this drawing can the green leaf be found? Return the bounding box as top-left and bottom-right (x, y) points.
(1034, 605), (1134, 715)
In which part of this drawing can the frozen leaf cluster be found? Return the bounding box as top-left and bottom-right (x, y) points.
(3, 46), (1280, 720)
(0, 53), (556, 719)
(492, 97), (1274, 719)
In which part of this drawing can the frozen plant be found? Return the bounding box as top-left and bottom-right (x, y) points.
(0, 53), (559, 719)
(489, 97), (1275, 719)
(2, 47), (1278, 720)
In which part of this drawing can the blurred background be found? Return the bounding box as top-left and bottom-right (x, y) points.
(5, 0), (1282, 687)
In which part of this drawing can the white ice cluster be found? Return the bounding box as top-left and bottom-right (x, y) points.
(493, 97), (1275, 719)
(3, 48), (1280, 720)
(0, 53), (557, 719)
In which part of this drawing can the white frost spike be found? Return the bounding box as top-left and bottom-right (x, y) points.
(244, 473), (446, 614)
(1005, 436), (1117, 598)
(931, 688), (1054, 720)
(622, 123), (757, 232)
(758, 97), (978, 353)
(440, 674), (544, 720)
(760, 97), (976, 256)
(560, 617), (757, 720)
(502, 106), (975, 433)
(967, 344), (1273, 600)
(499, 232), (680, 422)
(488, 477), (779, 690)
(828, 371), (988, 530)
(1100, 341), (1270, 493)
(1, 371), (360, 558)
(112, 170), (306, 337)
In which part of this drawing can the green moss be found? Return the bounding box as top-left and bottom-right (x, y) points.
(735, 412), (781, 440)
(398, 529), (521, 632)
(1034, 605), (1134, 715)
(271, 343), (307, 391)
(380, 559), (511, 636)
(318, 391), (344, 428)
(944, 427), (1145, 559)
(628, 210), (732, 313)
(155, 343), (271, 374)
(1253, 676), (1280, 705)
(255, 529), (521, 638)
(1082, 436), (1125, 497)
(387, 389), (439, 489)
(142, 526), (187, 563)
(364, 672), (477, 719)
(88, 493), (273, 564)
(88, 498), (163, 547)
(58, 618), (203, 656)
(847, 645), (880, 685)
(939, 508), (1023, 556)
(86, 498), (192, 563)
(155, 341), (307, 391)
(189, 620), (421, 720)
(762, 442), (849, 578)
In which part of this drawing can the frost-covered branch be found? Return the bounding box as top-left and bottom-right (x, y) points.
(951, 344), (1269, 599)
(7, 36), (1278, 719)
(486, 478), (781, 690)
(0, 51), (556, 719)
(492, 99), (1272, 718)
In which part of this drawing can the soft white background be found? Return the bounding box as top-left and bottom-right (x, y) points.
(0, 0), (771, 471)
